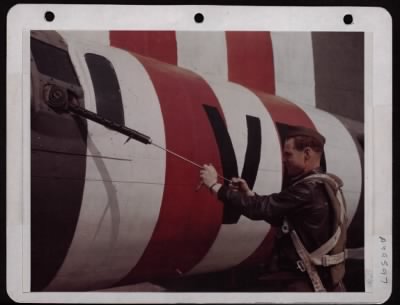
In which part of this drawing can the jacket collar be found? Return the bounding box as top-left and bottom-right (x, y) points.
(288, 167), (325, 185)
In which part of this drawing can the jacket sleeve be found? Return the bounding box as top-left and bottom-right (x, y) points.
(217, 182), (314, 223)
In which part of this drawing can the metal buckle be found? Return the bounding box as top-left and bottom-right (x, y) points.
(296, 260), (306, 272)
(281, 223), (290, 234)
(321, 255), (329, 267)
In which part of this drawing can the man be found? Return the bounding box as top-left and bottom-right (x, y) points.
(200, 126), (347, 292)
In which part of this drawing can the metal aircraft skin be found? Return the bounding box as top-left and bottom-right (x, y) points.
(30, 30), (364, 291)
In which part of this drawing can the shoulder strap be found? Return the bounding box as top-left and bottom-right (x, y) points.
(287, 172), (348, 287)
(290, 230), (327, 292)
(299, 173), (347, 224)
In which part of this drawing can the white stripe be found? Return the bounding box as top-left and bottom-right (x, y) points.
(58, 31), (110, 46)
(271, 32), (316, 107)
(176, 31), (228, 80)
(46, 37), (165, 290)
(323, 145), (360, 193)
(188, 80), (282, 274)
(297, 105), (362, 226)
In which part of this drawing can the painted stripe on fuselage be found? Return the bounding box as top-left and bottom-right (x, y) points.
(253, 92), (315, 128)
(226, 31), (275, 94)
(114, 53), (225, 284)
(58, 31), (110, 46)
(31, 121), (87, 291)
(46, 39), (166, 291)
(176, 31), (228, 80)
(110, 31), (177, 65)
(295, 105), (362, 225)
(187, 80), (282, 274)
(238, 90), (317, 266)
(270, 32), (316, 107)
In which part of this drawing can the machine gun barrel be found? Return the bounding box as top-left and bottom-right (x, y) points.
(69, 103), (152, 145)
(68, 104), (232, 183)
(44, 85), (232, 184)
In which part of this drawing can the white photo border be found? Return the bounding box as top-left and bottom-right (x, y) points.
(6, 4), (392, 303)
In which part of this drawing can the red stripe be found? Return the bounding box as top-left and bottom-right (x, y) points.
(238, 227), (277, 268)
(110, 31), (177, 65)
(109, 51), (225, 284)
(226, 31), (275, 94)
(255, 91), (315, 128)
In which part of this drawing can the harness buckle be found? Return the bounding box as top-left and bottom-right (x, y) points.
(296, 260), (306, 272)
(321, 255), (329, 267)
(281, 223), (290, 234)
(281, 218), (290, 234)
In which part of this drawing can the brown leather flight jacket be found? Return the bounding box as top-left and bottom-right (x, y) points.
(217, 168), (342, 289)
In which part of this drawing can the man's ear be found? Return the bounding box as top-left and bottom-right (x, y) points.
(304, 147), (311, 161)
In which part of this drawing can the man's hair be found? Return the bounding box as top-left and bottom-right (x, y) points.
(290, 135), (324, 153)
(285, 126), (325, 153)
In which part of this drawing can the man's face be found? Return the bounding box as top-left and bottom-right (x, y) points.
(283, 138), (306, 177)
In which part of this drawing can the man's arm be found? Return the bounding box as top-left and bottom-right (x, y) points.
(216, 183), (313, 222)
(200, 164), (313, 222)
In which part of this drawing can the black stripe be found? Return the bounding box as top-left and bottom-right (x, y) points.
(241, 116), (261, 190)
(85, 53), (125, 125)
(203, 105), (239, 182)
(31, 115), (87, 291)
(31, 33), (89, 291)
(203, 105), (262, 224)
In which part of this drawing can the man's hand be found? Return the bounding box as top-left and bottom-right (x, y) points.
(229, 177), (255, 197)
(200, 164), (218, 188)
